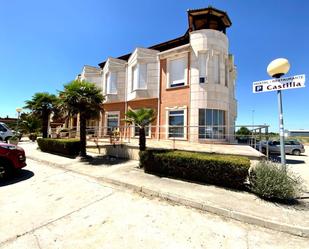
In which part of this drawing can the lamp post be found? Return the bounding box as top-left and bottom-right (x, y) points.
(16, 107), (22, 132)
(267, 58), (290, 166)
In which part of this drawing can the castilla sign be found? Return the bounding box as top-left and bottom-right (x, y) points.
(253, 74), (305, 93)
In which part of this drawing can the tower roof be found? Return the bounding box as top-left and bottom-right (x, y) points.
(187, 6), (232, 33)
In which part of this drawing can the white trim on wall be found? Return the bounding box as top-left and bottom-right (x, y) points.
(165, 106), (188, 140)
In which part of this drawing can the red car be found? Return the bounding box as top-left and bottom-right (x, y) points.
(0, 142), (26, 178)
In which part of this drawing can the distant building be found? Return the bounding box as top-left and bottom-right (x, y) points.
(73, 6), (238, 143)
(288, 130), (309, 137)
(0, 117), (17, 125)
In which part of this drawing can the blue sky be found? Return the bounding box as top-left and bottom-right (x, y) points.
(0, 0), (308, 132)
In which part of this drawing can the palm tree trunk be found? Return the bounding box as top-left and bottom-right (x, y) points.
(139, 127), (146, 151)
(79, 113), (87, 157)
(42, 110), (49, 138)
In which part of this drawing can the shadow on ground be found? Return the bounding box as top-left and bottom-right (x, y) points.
(0, 169), (34, 187)
(84, 155), (130, 166)
(270, 156), (305, 165)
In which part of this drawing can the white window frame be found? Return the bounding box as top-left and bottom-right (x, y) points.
(132, 124), (151, 139)
(105, 72), (118, 94)
(131, 63), (148, 92)
(166, 55), (188, 89)
(105, 111), (120, 135)
(166, 107), (187, 140)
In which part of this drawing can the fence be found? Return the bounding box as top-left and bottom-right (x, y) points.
(50, 124), (270, 146)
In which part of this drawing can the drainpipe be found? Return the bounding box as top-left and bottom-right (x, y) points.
(124, 63), (128, 141)
(187, 51), (191, 142)
(156, 55), (161, 141)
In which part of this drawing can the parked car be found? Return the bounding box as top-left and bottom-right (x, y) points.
(0, 142), (26, 178)
(0, 122), (14, 142)
(256, 140), (305, 156)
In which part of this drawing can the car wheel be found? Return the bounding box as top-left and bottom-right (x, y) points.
(0, 158), (14, 178)
(261, 148), (267, 154)
(292, 149), (301, 156)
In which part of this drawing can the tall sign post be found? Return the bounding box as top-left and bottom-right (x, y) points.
(252, 58), (306, 167)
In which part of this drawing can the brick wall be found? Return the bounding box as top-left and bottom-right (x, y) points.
(159, 57), (191, 140)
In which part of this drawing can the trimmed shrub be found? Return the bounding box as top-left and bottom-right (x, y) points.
(249, 161), (303, 201)
(140, 149), (250, 189)
(37, 138), (80, 157)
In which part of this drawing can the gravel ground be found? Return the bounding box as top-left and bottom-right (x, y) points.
(1, 159), (308, 249)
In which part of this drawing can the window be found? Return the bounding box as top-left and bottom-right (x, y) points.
(106, 72), (117, 94)
(198, 52), (207, 83)
(168, 110), (185, 138)
(134, 125), (150, 137)
(213, 54), (220, 84)
(199, 109), (225, 139)
(106, 113), (119, 134)
(132, 64), (147, 91)
(168, 57), (186, 87)
(0, 124), (7, 132)
(225, 58), (229, 87)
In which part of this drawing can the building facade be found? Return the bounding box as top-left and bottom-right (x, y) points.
(75, 7), (237, 143)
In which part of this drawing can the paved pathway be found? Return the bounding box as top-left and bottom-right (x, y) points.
(1, 160), (308, 249)
(19, 141), (309, 238)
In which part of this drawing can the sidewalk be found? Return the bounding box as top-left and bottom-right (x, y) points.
(20, 141), (309, 238)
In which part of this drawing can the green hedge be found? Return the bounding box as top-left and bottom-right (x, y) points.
(140, 150), (251, 189)
(37, 138), (80, 157)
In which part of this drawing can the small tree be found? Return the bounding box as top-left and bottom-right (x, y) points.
(59, 80), (104, 158)
(236, 126), (251, 136)
(24, 92), (58, 138)
(236, 126), (251, 143)
(20, 113), (41, 134)
(124, 108), (156, 151)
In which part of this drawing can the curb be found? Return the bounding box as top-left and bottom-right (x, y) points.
(28, 156), (309, 238)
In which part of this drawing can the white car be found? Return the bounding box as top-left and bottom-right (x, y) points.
(256, 140), (305, 156)
(0, 122), (14, 142)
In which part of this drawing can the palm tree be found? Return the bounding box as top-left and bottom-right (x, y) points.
(24, 92), (58, 138)
(124, 108), (156, 151)
(20, 113), (41, 134)
(59, 80), (104, 158)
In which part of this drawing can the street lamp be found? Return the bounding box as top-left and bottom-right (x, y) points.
(267, 58), (290, 166)
(16, 107), (22, 132)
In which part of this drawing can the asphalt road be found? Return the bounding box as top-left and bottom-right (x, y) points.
(0, 159), (308, 249)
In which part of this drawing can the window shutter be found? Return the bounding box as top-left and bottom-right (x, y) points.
(170, 57), (185, 86)
(106, 72), (117, 94)
(106, 73), (111, 94)
(139, 64), (147, 89)
(132, 65), (139, 91)
(110, 72), (117, 93)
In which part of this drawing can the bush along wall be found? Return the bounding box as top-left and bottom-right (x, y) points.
(249, 160), (303, 202)
(37, 138), (81, 157)
(140, 149), (251, 189)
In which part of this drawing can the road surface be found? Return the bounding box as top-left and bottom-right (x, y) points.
(0, 159), (308, 249)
